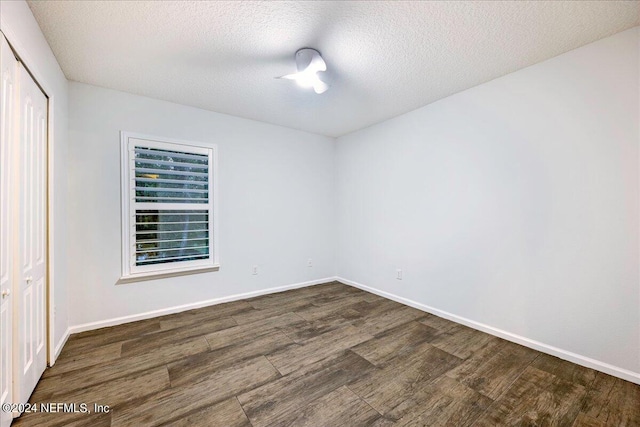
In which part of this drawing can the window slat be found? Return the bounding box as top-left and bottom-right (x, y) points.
(136, 210), (208, 214)
(135, 237), (208, 244)
(135, 148), (208, 162)
(136, 230), (209, 235)
(135, 220), (208, 226)
(136, 245), (209, 254)
(135, 167), (208, 177)
(135, 177), (208, 186)
(136, 254), (209, 264)
(135, 202), (210, 210)
(135, 187), (209, 194)
(134, 197), (208, 203)
(135, 158), (208, 170)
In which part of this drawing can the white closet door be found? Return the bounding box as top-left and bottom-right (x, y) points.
(0, 35), (17, 427)
(15, 61), (47, 406)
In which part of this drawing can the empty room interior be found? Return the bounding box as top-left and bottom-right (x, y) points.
(1, 0), (639, 426)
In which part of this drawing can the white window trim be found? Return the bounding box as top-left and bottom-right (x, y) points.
(119, 131), (219, 282)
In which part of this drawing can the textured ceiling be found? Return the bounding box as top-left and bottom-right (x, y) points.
(28, 1), (639, 137)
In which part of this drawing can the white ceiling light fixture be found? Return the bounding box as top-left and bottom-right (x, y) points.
(278, 48), (329, 94)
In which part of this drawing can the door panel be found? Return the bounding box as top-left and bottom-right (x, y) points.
(36, 278), (44, 354)
(16, 62), (47, 406)
(1, 35), (17, 427)
(21, 288), (32, 374)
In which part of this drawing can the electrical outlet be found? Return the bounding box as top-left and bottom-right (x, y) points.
(396, 269), (403, 280)
(307, 258), (313, 267)
(252, 265), (258, 275)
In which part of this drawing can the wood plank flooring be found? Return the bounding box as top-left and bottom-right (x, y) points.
(13, 282), (640, 426)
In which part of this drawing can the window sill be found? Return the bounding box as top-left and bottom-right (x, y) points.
(117, 264), (220, 284)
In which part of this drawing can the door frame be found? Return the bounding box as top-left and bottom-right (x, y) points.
(0, 23), (58, 366)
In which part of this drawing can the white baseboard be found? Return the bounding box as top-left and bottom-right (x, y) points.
(51, 327), (70, 366)
(68, 277), (337, 335)
(337, 277), (640, 386)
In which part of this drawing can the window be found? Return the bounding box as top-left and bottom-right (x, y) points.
(120, 132), (218, 280)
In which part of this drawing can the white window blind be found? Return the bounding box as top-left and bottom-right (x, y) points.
(121, 133), (218, 280)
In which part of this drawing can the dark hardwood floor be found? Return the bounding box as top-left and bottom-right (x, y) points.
(13, 282), (640, 426)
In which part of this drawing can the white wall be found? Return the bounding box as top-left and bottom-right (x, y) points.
(67, 82), (335, 327)
(0, 1), (69, 357)
(336, 27), (640, 380)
